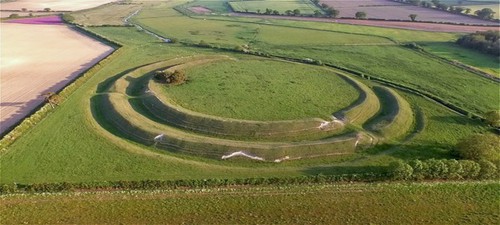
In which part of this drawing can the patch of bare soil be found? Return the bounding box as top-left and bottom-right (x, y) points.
(0, 22), (113, 134)
(189, 6), (212, 14)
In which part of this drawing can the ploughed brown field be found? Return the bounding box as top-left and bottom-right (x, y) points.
(232, 13), (500, 33)
(0, 0), (115, 11)
(0, 17), (113, 134)
(321, 0), (498, 25)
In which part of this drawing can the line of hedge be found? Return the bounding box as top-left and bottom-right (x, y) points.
(390, 158), (499, 180)
(0, 24), (123, 151)
(2, 158), (497, 194)
(0, 173), (386, 194)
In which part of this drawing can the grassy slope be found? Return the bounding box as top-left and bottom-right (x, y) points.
(420, 42), (500, 77)
(2, 182), (498, 224)
(264, 45), (498, 114)
(164, 59), (360, 120)
(69, 2), (141, 26)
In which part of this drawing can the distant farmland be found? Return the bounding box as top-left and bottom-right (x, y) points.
(229, 0), (322, 15)
(321, 0), (498, 25)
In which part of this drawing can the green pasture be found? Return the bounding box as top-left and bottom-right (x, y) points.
(228, 0), (321, 15)
(0, 0), (496, 184)
(261, 45), (499, 114)
(2, 182), (499, 224)
(420, 42), (500, 77)
(182, 0), (232, 13)
(69, 2), (142, 26)
(365, 86), (414, 141)
(163, 58), (359, 121)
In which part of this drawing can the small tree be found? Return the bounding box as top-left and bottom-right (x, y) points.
(475, 8), (495, 20)
(21, 8), (27, 12)
(456, 134), (500, 162)
(292, 9), (301, 16)
(44, 8), (51, 12)
(355, 11), (366, 19)
(324, 7), (339, 18)
(285, 10), (292, 16)
(154, 70), (187, 85)
(478, 160), (498, 179)
(389, 160), (413, 180)
(8, 13), (19, 18)
(313, 10), (322, 17)
(484, 110), (500, 127)
(465, 8), (471, 14)
(42, 92), (62, 108)
(272, 10), (279, 15)
(409, 14), (418, 21)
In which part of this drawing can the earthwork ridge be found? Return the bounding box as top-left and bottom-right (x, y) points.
(94, 55), (415, 162)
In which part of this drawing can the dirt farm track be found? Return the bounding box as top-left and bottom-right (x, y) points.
(0, 21), (113, 134)
(232, 13), (500, 33)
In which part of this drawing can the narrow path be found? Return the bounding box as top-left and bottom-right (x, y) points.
(124, 9), (171, 42)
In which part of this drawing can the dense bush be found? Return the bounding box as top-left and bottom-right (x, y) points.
(393, 159), (491, 180)
(456, 133), (500, 163)
(154, 70), (187, 85)
(456, 30), (500, 57)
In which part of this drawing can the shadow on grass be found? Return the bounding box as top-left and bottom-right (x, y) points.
(96, 66), (143, 93)
(302, 165), (388, 176)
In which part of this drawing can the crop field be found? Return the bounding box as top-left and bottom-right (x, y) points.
(440, 0), (499, 19)
(229, 0), (321, 15)
(1, 0), (499, 223)
(69, 2), (142, 26)
(0, 0), (115, 11)
(2, 182), (499, 224)
(0, 16), (113, 134)
(321, 0), (498, 25)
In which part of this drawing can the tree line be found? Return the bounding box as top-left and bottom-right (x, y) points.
(456, 30), (500, 57)
(391, 0), (497, 20)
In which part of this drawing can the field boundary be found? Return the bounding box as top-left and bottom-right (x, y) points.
(0, 23), (123, 151)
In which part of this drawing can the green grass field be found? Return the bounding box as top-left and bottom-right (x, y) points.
(1, 0), (496, 183)
(163, 58), (360, 121)
(229, 0), (321, 15)
(1, 1), (498, 223)
(420, 42), (500, 77)
(69, 2), (142, 26)
(2, 182), (498, 224)
(262, 45), (498, 114)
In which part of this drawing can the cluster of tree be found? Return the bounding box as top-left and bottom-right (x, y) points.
(42, 92), (62, 108)
(456, 133), (499, 162)
(390, 0), (496, 20)
(390, 132), (499, 180)
(154, 70), (187, 85)
(314, 1), (339, 18)
(355, 11), (366, 19)
(260, 8), (280, 15)
(456, 30), (500, 57)
(389, 158), (498, 180)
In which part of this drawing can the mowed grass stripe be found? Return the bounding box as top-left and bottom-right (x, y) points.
(365, 86), (414, 140)
(101, 92), (358, 160)
(113, 56), (347, 141)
